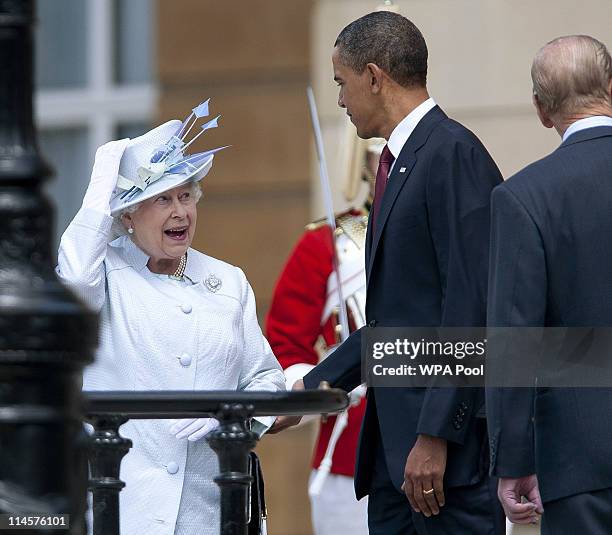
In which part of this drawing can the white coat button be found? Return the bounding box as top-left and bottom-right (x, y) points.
(166, 461), (179, 475)
(179, 353), (192, 367)
(181, 303), (192, 314)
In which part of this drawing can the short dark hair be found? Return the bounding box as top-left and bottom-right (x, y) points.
(334, 11), (428, 88)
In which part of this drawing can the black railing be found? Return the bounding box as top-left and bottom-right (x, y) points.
(85, 389), (348, 535)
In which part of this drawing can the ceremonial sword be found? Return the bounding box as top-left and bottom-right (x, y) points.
(306, 87), (350, 343)
(307, 87), (359, 497)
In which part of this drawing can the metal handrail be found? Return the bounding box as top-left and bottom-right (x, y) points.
(84, 388), (348, 535)
(85, 389), (348, 418)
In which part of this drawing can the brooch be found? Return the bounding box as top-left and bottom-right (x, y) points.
(204, 274), (222, 293)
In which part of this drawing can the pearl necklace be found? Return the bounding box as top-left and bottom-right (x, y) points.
(170, 253), (187, 280)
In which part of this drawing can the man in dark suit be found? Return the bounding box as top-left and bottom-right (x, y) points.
(272, 12), (504, 534)
(486, 35), (612, 533)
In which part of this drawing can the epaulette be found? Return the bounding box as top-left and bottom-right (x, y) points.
(305, 209), (369, 245)
(336, 211), (368, 249)
(305, 216), (328, 231)
(305, 210), (358, 231)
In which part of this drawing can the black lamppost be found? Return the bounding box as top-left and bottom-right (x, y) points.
(0, 2), (97, 534)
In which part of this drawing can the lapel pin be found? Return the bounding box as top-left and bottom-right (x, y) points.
(400, 167), (407, 173)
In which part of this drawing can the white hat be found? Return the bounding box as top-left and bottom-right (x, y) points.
(109, 100), (226, 216)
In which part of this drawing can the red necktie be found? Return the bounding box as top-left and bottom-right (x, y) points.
(371, 144), (395, 234)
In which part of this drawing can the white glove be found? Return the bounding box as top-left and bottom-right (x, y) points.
(82, 138), (130, 215)
(282, 363), (317, 429)
(169, 418), (219, 442)
(284, 363), (315, 391)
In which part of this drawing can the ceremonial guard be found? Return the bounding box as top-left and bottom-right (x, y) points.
(266, 133), (382, 535)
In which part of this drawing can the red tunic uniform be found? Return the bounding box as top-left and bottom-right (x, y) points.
(266, 216), (366, 477)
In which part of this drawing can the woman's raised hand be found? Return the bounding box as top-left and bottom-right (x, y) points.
(82, 138), (130, 214)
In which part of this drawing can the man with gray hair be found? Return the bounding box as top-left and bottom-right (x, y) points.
(487, 35), (612, 533)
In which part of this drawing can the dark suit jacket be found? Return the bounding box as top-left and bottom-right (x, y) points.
(304, 106), (502, 498)
(486, 125), (612, 503)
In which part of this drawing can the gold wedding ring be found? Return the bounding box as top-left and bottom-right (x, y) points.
(423, 488), (435, 495)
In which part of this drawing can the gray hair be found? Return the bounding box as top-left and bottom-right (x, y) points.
(111, 180), (203, 239)
(532, 35), (612, 118)
(334, 11), (428, 88)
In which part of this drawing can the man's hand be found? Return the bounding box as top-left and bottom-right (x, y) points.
(401, 434), (447, 517)
(498, 475), (543, 524)
(268, 379), (305, 434)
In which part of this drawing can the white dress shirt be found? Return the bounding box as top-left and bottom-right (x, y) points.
(57, 207), (284, 535)
(562, 115), (612, 142)
(387, 97), (437, 174)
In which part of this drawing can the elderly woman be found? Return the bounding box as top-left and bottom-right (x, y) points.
(56, 103), (284, 535)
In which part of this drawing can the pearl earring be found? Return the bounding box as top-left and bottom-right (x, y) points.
(128, 227), (134, 234)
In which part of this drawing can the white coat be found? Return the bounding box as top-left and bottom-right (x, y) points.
(57, 207), (285, 535)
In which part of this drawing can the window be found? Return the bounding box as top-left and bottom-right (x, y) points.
(35, 0), (158, 243)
